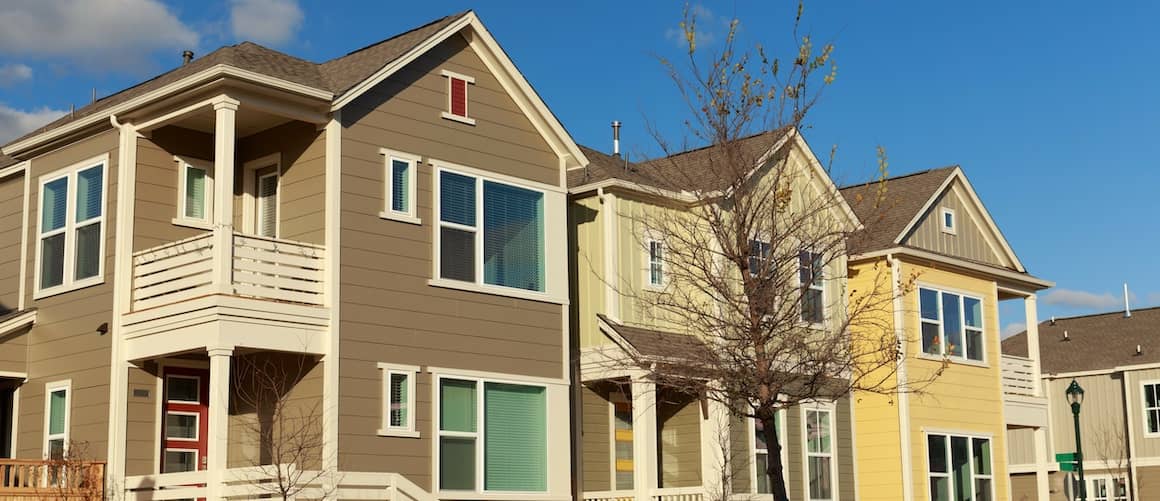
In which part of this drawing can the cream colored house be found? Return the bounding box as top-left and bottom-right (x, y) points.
(0, 11), (583, 500)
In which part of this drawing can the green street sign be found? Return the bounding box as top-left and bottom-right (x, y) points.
(1055, 452), (1077, 462)
(1059, 462), (1076, 472)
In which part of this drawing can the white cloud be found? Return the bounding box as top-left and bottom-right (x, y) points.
(1042, 288), (1135, 311)
(1001, 322), (1026, 338)
(230, 0), (303, 45)
(665, 4), (732, 50)
(0, 104), (67, 143)
(0, 63), (32, 86)
(0, 0), (198, 71)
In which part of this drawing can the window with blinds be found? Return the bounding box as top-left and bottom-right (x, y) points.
(379, 149), (420, 222)
(257, 172), (278, 238)
(378, 364), (419, 438)
(178, 159), (212, 223)
(437, 377), (548, 493)
(37, 159), (106, 295)
(438, 169), (546, 292)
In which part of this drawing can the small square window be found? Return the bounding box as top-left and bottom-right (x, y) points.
(940, 208), (956, 234)
(378, 363), (420, 438)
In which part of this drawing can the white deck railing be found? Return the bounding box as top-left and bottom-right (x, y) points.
(1001, 354), (1039, 397)
(131, 230), (324, 311)
(584, 487), (704, 501)
(124, 465), (435, 501)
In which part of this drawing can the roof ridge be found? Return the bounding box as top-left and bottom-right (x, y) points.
(644, 128), (785, 163)
(235, 40), (320, 66)
(1038, 305), (1160, 325)
(838, 165), (958, 191)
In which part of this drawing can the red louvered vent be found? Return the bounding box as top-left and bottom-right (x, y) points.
(450, 77), (467, 117)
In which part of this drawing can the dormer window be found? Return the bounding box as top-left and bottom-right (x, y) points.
(440, 70), (476, 125)
(940, 208), (956, 235)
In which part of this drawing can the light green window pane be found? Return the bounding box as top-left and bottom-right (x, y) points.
(951, 436), (972, 501)
(964, 297), (982, 328)
(483, 181), (544, 292)
(440, 436), (476, 490)
(390, 373), (408, 427)
(974, 478), (993, 501)
(42, 177), (68, 231)
(807, 410), (831, 453)
(756, 453), (770, 494)
(74, 223), (101, 280)
(972, 438), (991, 475)
(440, 379), (476, 432)
(184, 166), (207, 219)
(75, 165), (103, 221)
(484, 383), (546, 491)
(931, 477), (950, 501)
(49, 389), (66, 435)
(928, 435), (947, 473)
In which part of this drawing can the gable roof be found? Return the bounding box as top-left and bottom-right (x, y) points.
(839, 166), (958, 255)
(1003, 307), (1160, 375)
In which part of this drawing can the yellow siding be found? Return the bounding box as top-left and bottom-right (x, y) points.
(572, 195), (609, 349)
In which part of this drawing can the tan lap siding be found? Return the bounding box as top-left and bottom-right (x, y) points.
(124, 366), (157, 475)
(238, 121), (326, 245)
(134, 126), (213, 251)
(581, 384), (612, 492)
(0, 173), (24, 312)
(17, 130), (118, 460)
(729, 414), (752, 494)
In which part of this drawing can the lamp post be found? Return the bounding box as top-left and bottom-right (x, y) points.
(1066, 379), (1086, 501)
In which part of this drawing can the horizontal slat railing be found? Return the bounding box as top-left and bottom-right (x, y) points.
(132, 233), (215, 310)
(126, 466), (436, 501)
(583, 490), (636, 501)
(652, 487), (704, 501)
(130, 230), (325, 311)
(233, 234), (325, 306)
(0, 459), (105, 499)
(1001, 354), (1039, 397)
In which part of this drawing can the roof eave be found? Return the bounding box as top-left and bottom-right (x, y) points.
(850, 246), (1054, 290)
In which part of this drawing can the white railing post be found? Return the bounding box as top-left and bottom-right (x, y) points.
(212, 97), (239, 294)
(206, 348), (233, 500)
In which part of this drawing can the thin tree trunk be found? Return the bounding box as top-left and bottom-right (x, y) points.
(761, 413), (790, 501)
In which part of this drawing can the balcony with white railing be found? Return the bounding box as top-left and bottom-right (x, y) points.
(123, 465), (434, 501)
(1001, 354), (1048, 427)
(583, 487), (705, 501)
(121, 227), (329, 360)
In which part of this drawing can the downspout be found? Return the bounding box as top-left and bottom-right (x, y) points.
(889, 253), (915, 501)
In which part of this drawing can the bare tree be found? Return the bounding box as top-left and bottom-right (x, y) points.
(231, 352), (336, 500)
(599, 4), (943, 501)
(34, 440), (105, 500)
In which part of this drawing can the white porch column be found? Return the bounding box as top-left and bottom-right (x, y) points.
(1024, 294), (1042, 396)
(211, 97), (239, 293)
(699, 391), (730, 499)
(1033, 427), (1051, 501)
(631, 374), (658, 501)
(206, 347), (233, 500)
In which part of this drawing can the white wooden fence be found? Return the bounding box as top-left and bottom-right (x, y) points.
(1001, 354), (1039, 397)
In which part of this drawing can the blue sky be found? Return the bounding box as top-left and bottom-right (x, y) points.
(1, 1), (1157, 335)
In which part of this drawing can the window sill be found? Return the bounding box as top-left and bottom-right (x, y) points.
(378, 211), (422, 226)
(441, 112), (477, 126)
(916, 352), (989, 368)
(428, 278), (567, 305)
(33, 276), (105, 300)
(376, 429), (421, 439)
(171, 218), (214, 231)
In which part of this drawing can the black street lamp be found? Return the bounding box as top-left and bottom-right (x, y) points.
(1066, 379), (1086, 501)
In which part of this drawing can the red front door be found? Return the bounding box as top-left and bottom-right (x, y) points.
(161, 367), (210, 474)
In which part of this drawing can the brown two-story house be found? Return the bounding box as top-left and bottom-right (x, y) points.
(0, 11), (582, 500)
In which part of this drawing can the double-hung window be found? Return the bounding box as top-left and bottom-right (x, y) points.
(804, 408), (835, 500)
(380, 149), (420, 223)
(799, 250), (824, 324)
(749, 239), (771, 278)
(1089, 476), (1129, 501)
(753, 409), (785, 494)
(646, 236), (665, 288)
(436, 168), (546, 293)
(1143, 382), (1160, 435)
(37, 157), (107, 296)
(437, 377), (547, 493)
(920, 287), (985, 361)
(378, 363), (419, 438)
(927, 433), (993, 501)
(176, 157), (213, 224)
(44, 381), (71, 460)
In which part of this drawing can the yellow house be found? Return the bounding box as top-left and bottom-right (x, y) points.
(839, 167), (1054, 501)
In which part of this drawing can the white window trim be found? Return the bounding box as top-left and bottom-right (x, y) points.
(1140, 380), (1160, 437)
(431, 370), (551, 497)
(163, 410), (201, 441)
(430, 161), (559, 303)
(163, 447), (201, 473)
(940, 207), (957, 235)
(750, 408), (788, 495)
(801, 401), (838, 501)
(797, 248), (826, 327)
(241, 153), (282, 236)
(33, 155), (109, 299)
(43, 379), (71, 459)
(379, 148), (422, 225)
(917, 285), (988, 365)
(922, 431), (995, 501)
(173, 155), (214, 228)
(643, 233), (665, 290)
(748, 238), (772, 278)
(165, 374), (201, 404)
(1086, 473), (1130, 501)
(378, 362), (421, 438)
(440, 69), (477, 125)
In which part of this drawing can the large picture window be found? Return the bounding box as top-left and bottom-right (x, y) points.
(37, 157), (107, 296)
(437, 377), (547, 493)
(927, 433), (993, 501)
(920, 287), (985, 362)
(437, 168), (545, 292)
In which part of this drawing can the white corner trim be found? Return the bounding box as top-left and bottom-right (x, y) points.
(890, 254), (915, 501)
(321, 112), (342, 473)
(18, 165), (30, 310)
(439, 69), (476, 84)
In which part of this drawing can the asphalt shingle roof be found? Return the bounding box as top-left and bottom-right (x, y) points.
(838, 166), (958, 255)
(4, 12), (468, 150)
(597, 314), (711, 361)
(1003, 307), (1160, 374)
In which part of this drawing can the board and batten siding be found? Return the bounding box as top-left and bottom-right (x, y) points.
(902, 180), (1010, 269)
(1006, 427), (1037, 466)
(335, 33), (566, 489)
(1122, 367), (1160, 459)
(571, 194), (609, 349)
(1046, 373), (1127, 461)
(17, 129), (118, 460)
